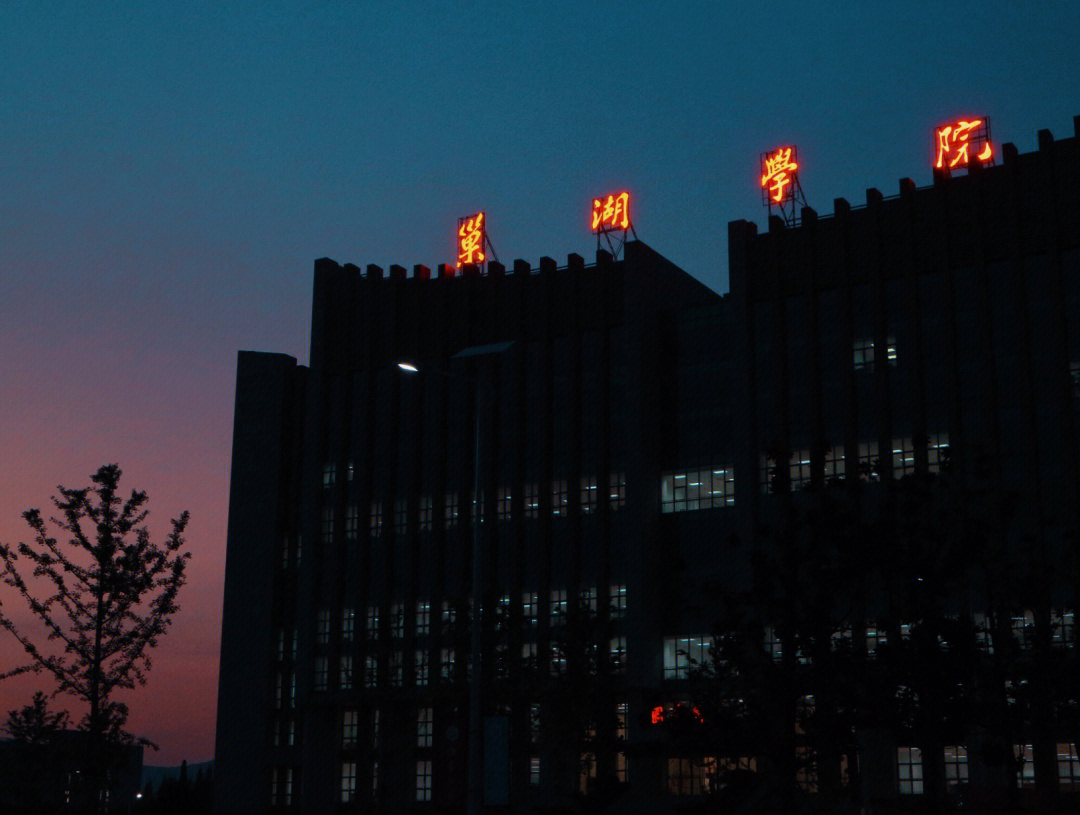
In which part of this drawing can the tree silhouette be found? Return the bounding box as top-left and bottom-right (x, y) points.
(0, 463), (189, 810)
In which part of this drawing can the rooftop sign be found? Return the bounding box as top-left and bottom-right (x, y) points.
(934, 118), (993, 171)
(457, 212), (486, 268)
(591, 192), (631, 232)
(761, 146), (799, 205)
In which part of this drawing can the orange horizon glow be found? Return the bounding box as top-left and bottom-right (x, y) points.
(456, 212), (485, 268)
(590, 192), (630, 232)
(761, 146), (798, 203)
(935, 118), (993, 169)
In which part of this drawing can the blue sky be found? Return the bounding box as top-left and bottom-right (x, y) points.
(2, 0), (1078, 763)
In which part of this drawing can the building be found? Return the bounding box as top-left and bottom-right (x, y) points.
(216, 115), (1080, 813)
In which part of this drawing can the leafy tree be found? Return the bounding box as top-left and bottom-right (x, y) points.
(5, 690), (70, 744)
(0, 463), (190, 808)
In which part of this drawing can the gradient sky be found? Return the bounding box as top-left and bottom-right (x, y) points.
(2, 2), (1079, 765)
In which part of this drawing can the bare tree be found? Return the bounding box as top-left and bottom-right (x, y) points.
(0, 464), (189, 808)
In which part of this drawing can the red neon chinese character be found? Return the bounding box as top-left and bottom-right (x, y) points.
(650, 705), (665, 725)
(935, 119), (993, 169)
(761, 147), (798, 203)
(457, 212), (485, 267)
(591, 192), (630, 231)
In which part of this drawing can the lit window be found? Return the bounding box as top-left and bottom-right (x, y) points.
(342, 608), (355, 643)
(866, 626), (886, 657)
(661, 467), (734, 511)
(897, 747), (923, 794)
(1016, 744), (1035, 788)
(364, 656), (377, 688)
(853, 338), (874, 371)
(580, 476), (598, 513)
(316, 610), (330, 645)
(610, 637), (627, 674)
(393, 499), (408, 534)
(444, 493), (459, 529)
(321, 507), (334, 544)
(580, 586), (597, 615)
(524, 483), (539, 518)
(322, 462), (336, 488)
(390, 651), (403, 687)
(441, 600), (457, 626)
(440, 648), (455, 680)
(928, 433), (950, 473)
(796, 745), (817, 792)
(944, 746), (968, 790)
(345, 504), (359, 541)
(610, 472), (626, 509)
(415, 650), (429, 686)
(365, 606), (379, 639)
(552, 479), (568, 516)
(419, 496), (433, 531)
(892, 437), (916, 478)
(418, 707), (433, 748)
(346, 461), (354, 481)
(341, 762), (357, 803)
(1053, 610), (1075, 648)
(616, 750), (627, 783)
(789, 451), (812, 490)
(579, 750), (597, 793)
(370, 501), (383, 535)
(1013, 611), (1034, 650)
(522, 642), (537, 661)
(611, 584), (627, 619)
(667, 757), (716, 795)
(530, 757), (541, 786)
(315, 656), (329, 692)
(764, 627), (783, 662)
(496, 594), (512, 632)
(416, 760), (432, 802)
(371, 761), (379, 796)
(887, 336), (898, 365)
(663, 636), (712, 679)
(339, 656), (354, 690)
(550, 589), (567, 625)
(550, 644), (567, 675)
(391, 603), (405, 638)
(497, 487), (512, 520)
(271, 766), (294, 806)
(288, 672), (296, 708)
(343, 710), (359, 747)
(416, 602), (430, 636)
(858, 441), (879, 481)
(1058, 743), (1080, 790)
(523, 592), (538, 626)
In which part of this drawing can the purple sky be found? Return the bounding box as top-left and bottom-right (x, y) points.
(3, 2), (1080, 765)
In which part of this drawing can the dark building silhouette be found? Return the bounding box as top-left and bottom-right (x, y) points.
(216, 116), (1080, 813)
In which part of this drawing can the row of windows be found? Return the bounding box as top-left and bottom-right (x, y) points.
(762, 435), (949, 492)
(338, 704), (628, 802)
(899, 744), (1080, 794)
(312, 586), (628, 648)
(663, 613), (1077, 679)
(320, 474), (628, 539)
(295, 733), (1080, 803)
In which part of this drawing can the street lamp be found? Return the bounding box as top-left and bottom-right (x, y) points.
(398, 341), (512, 815)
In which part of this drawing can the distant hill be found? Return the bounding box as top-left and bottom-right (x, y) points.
(142, 760), (214, 793)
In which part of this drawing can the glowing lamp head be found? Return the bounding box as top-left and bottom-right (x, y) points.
(397, 362), (420, 373)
